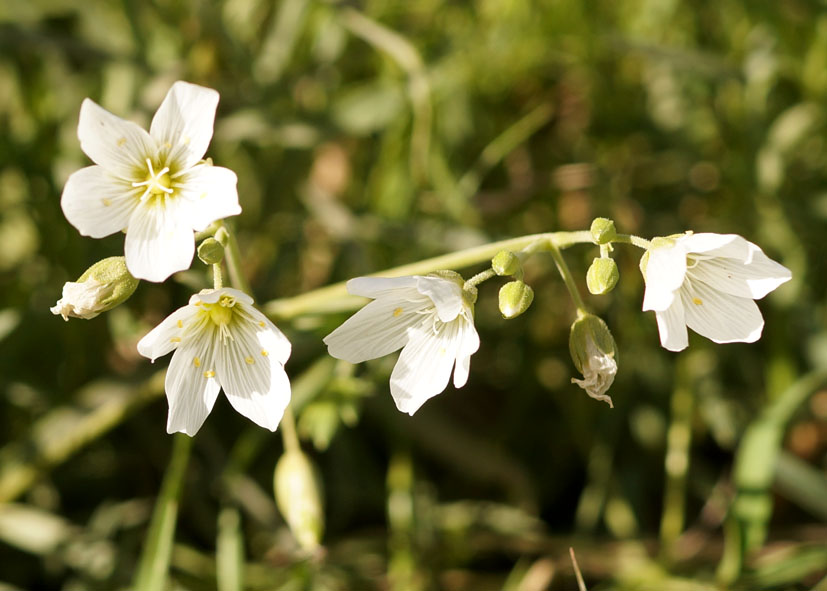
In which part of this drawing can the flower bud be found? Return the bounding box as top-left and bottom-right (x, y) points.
(274, 449), (324, 551)
(498, 280), (534, 319)
(491, 250), (521, 276)
(197, 238), (225, 265)
(586, 257), (619, 295)
(590, 217), (617, 245)
(569, 313), (618, 407)
(50, 256), (139, 321)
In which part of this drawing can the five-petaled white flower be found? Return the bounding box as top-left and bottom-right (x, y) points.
(641, 233), (791, 352)
(61, 81), (241, 282)
(324, 273), (480, 415)
(138, 288), (291, 436)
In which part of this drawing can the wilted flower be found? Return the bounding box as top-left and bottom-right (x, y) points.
(641, 233), (791, 352)
(137, 288), (291, 436)
(61, 81), (240, 282)
(569, 313), (618, 407)
(324, 273), (480, 415)
(51, 256), (139, 320)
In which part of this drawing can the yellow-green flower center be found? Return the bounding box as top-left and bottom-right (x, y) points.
(133, 158), (175, 202)
(204, 295), (236, 326)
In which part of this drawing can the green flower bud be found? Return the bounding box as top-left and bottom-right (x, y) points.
(197, 238), (225, 265)
(569, 313), (618, 407)
(274, 449), (324, 551)
(498, 280), (534, 319)
(51, 256), (139, 321)
(491, 250), (521, 276)
(586, 257), (619, 295)
(590, 217), (617, 245)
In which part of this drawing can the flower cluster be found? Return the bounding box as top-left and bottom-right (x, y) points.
(55, 81), (292, 435)
(54, 81), (794, 432)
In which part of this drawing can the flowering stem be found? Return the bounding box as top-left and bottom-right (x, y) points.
(213, 264), (223, 289)
(613, 233), (652, 249)
(547, 239), (587, 315)
(264, 230), (593, 319)
(464, 268), (497, 290)
(132, 433), (193, 591)
(221, 223), (252, 295)
(279, 405), (301, 454)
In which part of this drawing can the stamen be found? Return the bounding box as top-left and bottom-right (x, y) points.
(261, 349), (269, 357)
(193, 357), (201, 367)
(245, 356), (255, 365)
(203, 370), (216, 378)
(692, 297), (703, 305)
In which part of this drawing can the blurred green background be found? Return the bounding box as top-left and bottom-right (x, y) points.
(0, 0), (825, 589)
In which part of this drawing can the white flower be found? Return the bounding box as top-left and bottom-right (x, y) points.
(61, 81), (241, 282)
(569, 313), (618, 407)
(641, 233), (792, 352)
(323, 274), (480, 415)
(50, 256), (139, 321)
(137, 288), (291, 436)
(51, 278), (110, 320)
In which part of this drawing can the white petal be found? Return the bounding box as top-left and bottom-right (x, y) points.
(680, 233), (740, 255)
(654, 298), (689, 352)
(346, 276), (419, 298)
(78, 98), (156, 179)
(124, 199), (195, 282)
(150, 81), (219, 170)
(165, 333), (221, 436)
(239, 305), (292, 365)
(216, 319), (290, 431)
(416, 276), (463, 322)
(324, 296), (425, 363)
(193, 287), (254, 306)
(451, 315), (480, 388)
(642, 245), (686, 312)
(688, 248), (791, 300)
(137, 306), (198, 361)
(175, 165), (241, 232)
(681, 279), (764, 344)
(390, 318), (462, 415)
(61, 166), (137, 238)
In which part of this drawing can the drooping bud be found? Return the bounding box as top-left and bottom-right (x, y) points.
(586, 257), (619, 295)
(491, 250), (521, 277)
(569, 313), (618, 407)
(197, 238), (225, 265)
(498, 280), (534, 319)
(590, 217), (617, 245)
(274, 449), (324, 551)
(50, 256), (139, 321)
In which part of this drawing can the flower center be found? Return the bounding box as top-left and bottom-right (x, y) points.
(133, 158), (174, 202)
(201, 295), (236, 342)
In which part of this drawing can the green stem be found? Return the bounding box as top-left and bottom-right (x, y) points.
(133, 434), (193, 591)
(279, 405), (301, 454)
(547, 239), (587, 314)
(264, 230), (593, 319)
(221, 223), (252, 294)
(464, 268), (497, 290)
(213, 264), (223, 290)
(614, 233), (652, 249)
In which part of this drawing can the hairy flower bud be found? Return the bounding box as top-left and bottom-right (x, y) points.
(586, 257), (619, 295)
(498, 280), (534, 319)
(590, 217), (617, 245)
(197, 237), (225, 265)
(491, 250), (521, 276)
(569, 313), (618, 407)
(51, 256), (139, 321)
(274, 449), (324, 551)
